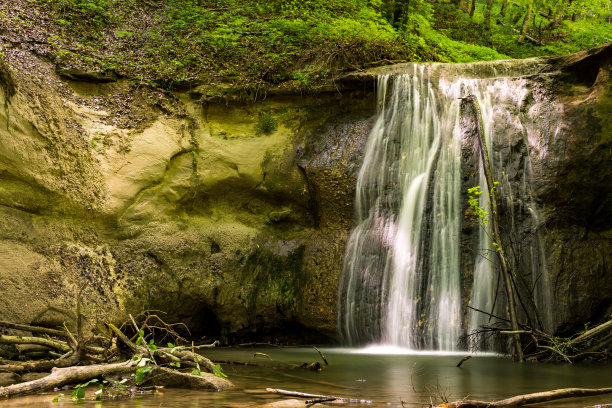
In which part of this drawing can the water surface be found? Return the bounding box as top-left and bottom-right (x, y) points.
(0, 347), (610, 407)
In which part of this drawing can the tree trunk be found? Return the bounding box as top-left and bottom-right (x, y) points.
(463, 95), (524, 362)
(500, 0), (508, 16)
(519, 0), (534, 43)
(485, 0), (494, 27)
(469, 0), (477, 17)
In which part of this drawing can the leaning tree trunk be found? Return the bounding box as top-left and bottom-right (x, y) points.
(519, 0), (534, 43)
(462, 95), (524, 362)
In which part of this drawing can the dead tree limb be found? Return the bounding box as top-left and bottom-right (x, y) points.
(313, 346), (328, 365)
(0, 335), (70, 353)
(266, 388), (372, 403)
(0, 361), (134, 398)
(0, 321), (67, 338)
(0, 361), (232, 398)
(571, 319), (612, 345)
(496, 20), (542, 44)
(444, 387), (612, 407)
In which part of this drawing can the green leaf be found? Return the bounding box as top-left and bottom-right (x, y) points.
(167, 342), (175, 348)
(135, 337), (143, 346)
(139, 329), (145, 337)
(149, 344), (157, 351)
(148, 339), (155, 346)
(213, 364), (228, 378)
(76, 387), (86, 399)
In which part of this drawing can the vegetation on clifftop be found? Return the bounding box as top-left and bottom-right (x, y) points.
(0, 0), (610, 91)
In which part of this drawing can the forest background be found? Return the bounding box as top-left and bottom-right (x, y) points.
(2, 0), (610, 93)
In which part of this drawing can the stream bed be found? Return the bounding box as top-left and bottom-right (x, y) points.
(0, 347), (610, 407)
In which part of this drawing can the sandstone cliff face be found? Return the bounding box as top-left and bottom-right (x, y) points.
(0, 46), (374, 342)
(0, 42), (610, 343)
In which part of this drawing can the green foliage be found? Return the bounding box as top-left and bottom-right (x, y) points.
(468, 186), (489, 227)
(213, 363), (228, 378)
(17, 0), (612, 91)
(70, 378), (98, 401)
(432, 0), (610, 59)
(551, 335), (573, 354)
(132, 356), (153, 384)
(191, 355), (201, 376)
(468, 182), (502, 252)
(254, 112), (278, 135)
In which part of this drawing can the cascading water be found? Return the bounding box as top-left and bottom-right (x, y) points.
(338, 63), (554, 350)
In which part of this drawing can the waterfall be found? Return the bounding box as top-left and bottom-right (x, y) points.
(338, 63), (554, 350)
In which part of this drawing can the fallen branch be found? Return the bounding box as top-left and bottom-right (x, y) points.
(0, 334), (70, 353)
(0, 360), (232, 398)
(443, 387), (612, 407)
(0, 351), (79, 374)
(266, 388), (372, 404)
(496, 20), (542, 44)
(571, 319), (612, 345)
(313, 346), (328, 366)
(0, 361), (134, 398)
(0, 321), (67, 338)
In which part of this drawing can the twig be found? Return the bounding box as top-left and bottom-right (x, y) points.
(130, 313), (156, 365)
(313, 346), (328, 365)
(62, 322), (78, 349)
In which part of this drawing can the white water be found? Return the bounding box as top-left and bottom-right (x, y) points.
(338, 64), (554, 350)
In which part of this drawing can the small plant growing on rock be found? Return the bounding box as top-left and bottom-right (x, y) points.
(254, 112), (278, 135)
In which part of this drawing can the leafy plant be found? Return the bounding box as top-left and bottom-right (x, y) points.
(132, 356), (153, 384)
(213, 363), (228, 378)
(70, 378), (99, 401)
(468, 185), (488, 227)
(191, 355), (201, 376)
(254, 112), (278, 135)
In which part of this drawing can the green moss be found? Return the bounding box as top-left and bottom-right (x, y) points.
(241, 245), (307, 313)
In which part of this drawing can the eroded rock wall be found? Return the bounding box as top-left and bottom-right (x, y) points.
(0, 42), (610, 344)
(0, 46), (374, 343)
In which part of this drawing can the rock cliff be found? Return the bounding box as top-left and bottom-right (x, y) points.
(0, 42), (610, 343)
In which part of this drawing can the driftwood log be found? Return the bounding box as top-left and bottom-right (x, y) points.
(441, 387), (612, 407)
(0, 311), (231, 399)
(0, 361), (231, 398)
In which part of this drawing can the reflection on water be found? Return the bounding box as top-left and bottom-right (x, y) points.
(0, 348), (610, 407)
